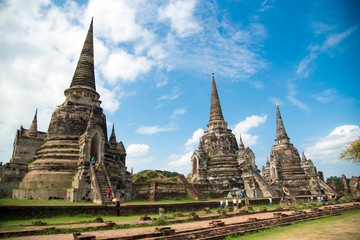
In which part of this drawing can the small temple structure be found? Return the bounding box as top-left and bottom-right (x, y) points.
(262, 102), (335, 196)
(0, 19), (134, 203)
(189, 73), (278, 198)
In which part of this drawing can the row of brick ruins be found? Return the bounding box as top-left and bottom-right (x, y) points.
(0, 20), (336, 203)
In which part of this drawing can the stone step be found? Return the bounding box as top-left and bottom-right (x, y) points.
(34, 153), (79, 160)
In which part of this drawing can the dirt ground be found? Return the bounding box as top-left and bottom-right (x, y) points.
(5, 202), (360, 240)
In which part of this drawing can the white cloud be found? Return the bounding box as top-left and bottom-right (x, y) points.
(312, 89), (338, 103)
(305, 125), (360, 164)
(290, 25), (356, 111)
(167, 128), (204, 172)
(136, 125), (177, 135)
(184, 128), (204, 150)
(157, 87), (184, 107)
(158, 87), (184, 101)
(259, 0), (273, 12)
(287, 95), (310, 112)
(85, 0), (145, 43)
(311, 22), (336, 35)
(168, 151), (193, 167)
(295, 26), (356, 77)
(158, 0), (200, 37)
(127, 156), (155, 170)
(296, 50), (318, 78)
(171, 108), (187, 118)
(321, 26), (357, 51)
(101, 50), (152, 83)
(233, 115), (268, 134)
(232, 114), (267, 146)
(126, 144), (150, 157)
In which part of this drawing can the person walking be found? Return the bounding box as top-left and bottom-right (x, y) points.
(233, 197), (237, 211)
(95, 161), (101, 171)
(245, 197), (250, 206)
(106, 187), (112, 200)
(225, 199), (229, 208)
(116, 201), (121, 217)
(238, 198), (242, 209)
(269, 197), (272, 207)
(220, 198), (224, 211)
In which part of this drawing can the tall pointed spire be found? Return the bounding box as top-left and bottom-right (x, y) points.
(209, 73), (224, 123)
(239, 134), (245, 150)
(28, 109), (38, 137)
(301, 151), (307, 162)
(275, 101), (290, 144)
(70, 18), (96, 90)
(109, 124), (117, 144)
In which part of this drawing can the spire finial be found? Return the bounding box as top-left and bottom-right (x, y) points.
(209, 72), (225, 123)
(239, 134), (245, 150)
(70, 19), (96, 90)
(301, 151), (306, 161)
(110, 123), (117, 143)
(275, 103), (290, 144)
(28, 109), (38, 137)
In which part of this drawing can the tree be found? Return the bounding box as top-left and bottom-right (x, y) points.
(326, 176), (344, 189)
(339, 136), (360, 165)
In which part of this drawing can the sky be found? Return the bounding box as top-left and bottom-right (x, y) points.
(0, 0), (359, 180)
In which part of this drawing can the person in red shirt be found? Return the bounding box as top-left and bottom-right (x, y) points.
(106, 187), (112, 200)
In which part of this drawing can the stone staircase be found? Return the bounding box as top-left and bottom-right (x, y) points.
(177, 175), (207, 200)
(95, 166), (112, 204)
(253, 171), (279, 197)
(149, 182), (157, 201)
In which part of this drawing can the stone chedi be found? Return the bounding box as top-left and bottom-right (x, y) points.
(189, 73), (277, 198)
(8, 19), (134, 203)
(262, 102), (335, 196)
(0, 110), (46, 198)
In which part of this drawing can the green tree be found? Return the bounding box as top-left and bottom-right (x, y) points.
(326, 176), (344, 189)
(339, 136), (360, 165)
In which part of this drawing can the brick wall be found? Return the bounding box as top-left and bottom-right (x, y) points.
(0, 197), (296, 219)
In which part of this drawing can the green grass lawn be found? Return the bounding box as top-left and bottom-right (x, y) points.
(226, 209), (360, 240)
(0, 206), (219, 230)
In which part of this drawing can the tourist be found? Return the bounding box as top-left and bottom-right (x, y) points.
(116, 201), (121, 217)
(220, 198), (224, 210)
(95, 161), (101, 171)
(91, 156), (95, 166)
(245, 197), (250, 206)
(233, 197), (237, 211)
(106, 187), (112, 200)
(269, 197), (272, 207)
(311, 196), (313, 201)
(225, 199), (229, 208)
(238, 198), (242, 209)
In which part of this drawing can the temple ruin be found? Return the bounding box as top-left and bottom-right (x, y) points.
(0, 19), (134, 203)
(262, 102), (335, 196)
(189, 73), (278, 198)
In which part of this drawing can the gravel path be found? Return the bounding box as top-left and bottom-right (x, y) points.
(6, 202), (357, 240)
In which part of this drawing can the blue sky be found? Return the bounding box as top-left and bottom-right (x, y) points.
(0, 0), (359, 180)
